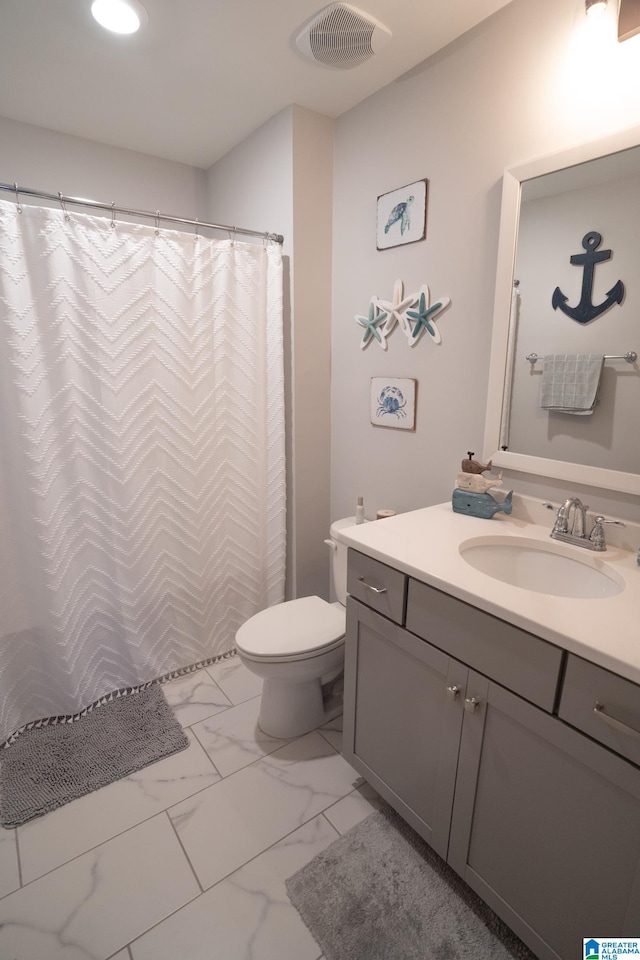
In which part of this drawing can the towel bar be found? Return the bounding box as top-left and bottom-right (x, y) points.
(526, 351), (637, 364)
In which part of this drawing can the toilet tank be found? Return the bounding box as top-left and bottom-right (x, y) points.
(328, 516), (359, 606)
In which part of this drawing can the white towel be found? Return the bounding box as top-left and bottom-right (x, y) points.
(540, 353), (604, 415)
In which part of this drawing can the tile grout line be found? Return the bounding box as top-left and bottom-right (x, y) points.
(316, 727), (342, 751)
(164, 808), (204, 896)
(4, 699), (280, 894)
(181, 722), (314, 780)
(10, 702), (351, 952)
(130, 717), (351, 938)
(166, 668), (258, 728)
(4, 716), (229, 891)
(188, 719), (295, 776)
(320, 810), (335, 832)
(128, 809), (344, 952)
(4, 665), (345, 908)
(319, 780), (368, 827)
(165, 733), (359, 894)
(5, 790), (219, 895)
(14, 827), (23, 889)
(105, 946), (133, 960)
(181, 723), (223, 780)
(4, 722), (346, 896)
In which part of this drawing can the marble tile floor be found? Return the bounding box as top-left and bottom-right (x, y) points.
(0, 656), (383, 960)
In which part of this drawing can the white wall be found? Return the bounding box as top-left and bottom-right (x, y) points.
(331, 0), (640, 523)
(205, 106), (333, 600)
(0, 115), (206, 216)
(203, 108), (294, 256)
(204, 109), (297, 595)
(290, 107), (333, 601)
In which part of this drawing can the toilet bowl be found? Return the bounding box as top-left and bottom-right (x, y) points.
(235, 517), (356, 739)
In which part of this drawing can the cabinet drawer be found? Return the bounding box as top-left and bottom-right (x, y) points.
(406, 579), (563, 712)
(559, 655), (640, 767)
(347, 550), (407, 624)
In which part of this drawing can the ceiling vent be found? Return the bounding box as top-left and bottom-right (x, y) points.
(295, 3), (392, 70)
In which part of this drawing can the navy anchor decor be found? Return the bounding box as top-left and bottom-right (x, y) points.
(552, 231), (625, 324)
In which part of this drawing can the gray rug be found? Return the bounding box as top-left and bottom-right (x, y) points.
(0, 686), (188, 827)
(286, 805), (538, 960)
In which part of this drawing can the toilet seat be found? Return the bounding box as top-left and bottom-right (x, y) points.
(236, 596), (346, 663)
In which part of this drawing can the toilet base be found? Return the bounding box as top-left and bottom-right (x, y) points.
(258, 675), (342, 739)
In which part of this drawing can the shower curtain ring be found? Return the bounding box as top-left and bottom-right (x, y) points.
(155, 210), (161, 235)
(13, 182), (22, 214)
(111, 202), (116, 229)
(58, 192), (70, 221)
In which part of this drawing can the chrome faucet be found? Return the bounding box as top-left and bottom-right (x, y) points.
(551, 498), (624, 551)
(552, 498), (588, 539)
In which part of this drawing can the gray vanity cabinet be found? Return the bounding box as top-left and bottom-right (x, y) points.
(448, 675), (640, 960)
(343, 597), (467, 859)
(343, 548), (640, 960)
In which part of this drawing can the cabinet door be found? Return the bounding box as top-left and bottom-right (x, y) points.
(449, 675), (640, 960)
(343, 597), (467, 859)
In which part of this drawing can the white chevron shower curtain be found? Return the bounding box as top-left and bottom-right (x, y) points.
(0, 198), (285, 744)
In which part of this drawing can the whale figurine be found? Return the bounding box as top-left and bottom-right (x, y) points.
(461, 452), (493, 475)
(455, 471), (503, 493)
(452, 489), (513, 519)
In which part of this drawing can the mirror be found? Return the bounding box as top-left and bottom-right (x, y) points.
(484, 126), (640, 496)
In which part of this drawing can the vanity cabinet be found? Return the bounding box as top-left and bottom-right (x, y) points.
(448, 674), (640, 960)
(343, 549), (640, 960)
(343, 598), (467, 859)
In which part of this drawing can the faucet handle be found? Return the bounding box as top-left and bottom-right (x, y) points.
(588, 515), (626, 550)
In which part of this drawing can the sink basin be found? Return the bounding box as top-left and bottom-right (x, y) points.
(459, 536), (625, 599)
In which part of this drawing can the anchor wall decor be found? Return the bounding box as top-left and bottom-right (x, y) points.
(552, 231), (625, 324)
(355, 279), (451, 350)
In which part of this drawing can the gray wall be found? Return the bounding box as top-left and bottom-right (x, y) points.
(205, 105), (334, 601)
(330, 0), (640, 524)
(0, 115), (206, 216)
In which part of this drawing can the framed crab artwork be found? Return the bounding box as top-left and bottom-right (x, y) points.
(376, 179), (427, 250)
(370, 377), (416, 430)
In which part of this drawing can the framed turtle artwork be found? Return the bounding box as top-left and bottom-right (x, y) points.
(376, 179), (428, 250)
(370, 377), (416, 430)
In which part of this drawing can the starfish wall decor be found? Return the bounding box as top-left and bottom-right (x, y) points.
(355, 280), (450, 350)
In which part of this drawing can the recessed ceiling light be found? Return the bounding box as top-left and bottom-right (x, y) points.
(91, 0), (148, 34)
(585, 0), (608, 16)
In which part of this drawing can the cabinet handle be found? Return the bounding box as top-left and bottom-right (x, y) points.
(594, 702), (640, 742)
(446, 685), (461, 700)
(464, 697), (481, 713)
(358, 577), (387, 595)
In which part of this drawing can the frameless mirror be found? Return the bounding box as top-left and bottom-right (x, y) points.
(483, 126), (640, 495)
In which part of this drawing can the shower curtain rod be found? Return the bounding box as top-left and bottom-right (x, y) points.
(0, 181), (285, 244)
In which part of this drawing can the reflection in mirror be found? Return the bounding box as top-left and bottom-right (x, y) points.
(484, 128), (640, 496)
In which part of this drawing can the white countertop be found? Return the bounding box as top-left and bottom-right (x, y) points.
(339, 499), (640, 685)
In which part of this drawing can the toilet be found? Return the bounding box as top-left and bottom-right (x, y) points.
(235, 517), (356, 739)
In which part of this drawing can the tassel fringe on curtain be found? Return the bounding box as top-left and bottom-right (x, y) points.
(0, 198), (286, 745)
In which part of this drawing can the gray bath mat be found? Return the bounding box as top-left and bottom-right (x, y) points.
(0, 686), (188, 827)
(286, 805), (537, 960)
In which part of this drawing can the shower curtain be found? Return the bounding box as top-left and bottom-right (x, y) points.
(0, 198), (285, 744)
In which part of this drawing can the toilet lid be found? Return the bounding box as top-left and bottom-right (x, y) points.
(236, 596), (346, 659)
